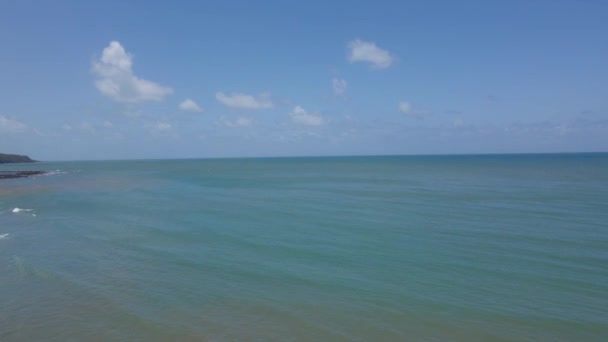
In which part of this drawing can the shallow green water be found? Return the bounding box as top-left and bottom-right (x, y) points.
(1, 154), (607, 341)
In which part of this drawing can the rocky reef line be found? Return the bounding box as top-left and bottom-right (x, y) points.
(0, 170), (47, 179)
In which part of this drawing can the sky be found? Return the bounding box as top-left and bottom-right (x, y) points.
(1, 0), (607, 160)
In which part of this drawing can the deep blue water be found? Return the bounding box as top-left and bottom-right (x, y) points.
(1, 154), (607, 341)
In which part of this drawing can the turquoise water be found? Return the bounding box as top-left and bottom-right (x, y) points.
(1, 154), (607, 341)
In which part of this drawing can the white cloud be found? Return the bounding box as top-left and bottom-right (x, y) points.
(0, 116), (28, 133)
(348, 39), (394, 69)
(332, 78), (347, 95)
(103, 120), (114, 128)
(290, 106), (326, 126)
(62, 124), (73, 131)
(92, 41), (173, 103)
(179, 98), (203, 112)
(215, 92), (273, 110)
(216, 116), (253, 127)
(399, 101), (412, 114)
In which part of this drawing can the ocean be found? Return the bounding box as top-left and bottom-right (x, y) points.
(1, 154), (607, 341)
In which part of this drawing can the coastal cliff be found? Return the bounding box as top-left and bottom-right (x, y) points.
(0, 153), (37, 164)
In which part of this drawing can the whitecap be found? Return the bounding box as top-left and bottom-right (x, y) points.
(0, 233), (9, 239)
(12, 208), (34, 213)
(43, 170), (68, 176)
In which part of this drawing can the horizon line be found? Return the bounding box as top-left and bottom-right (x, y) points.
(27, 151), (608, 163)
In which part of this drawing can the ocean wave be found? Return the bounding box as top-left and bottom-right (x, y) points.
(0, 233), (9, 239)
(43, 169), (69, 176)
(12, 207), (34, 213)
(11, 208), (37, 216)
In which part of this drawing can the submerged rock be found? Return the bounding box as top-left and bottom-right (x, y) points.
(0, 170), (47, 179)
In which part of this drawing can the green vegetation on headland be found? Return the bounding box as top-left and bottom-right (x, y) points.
(0, 153), (37, 164)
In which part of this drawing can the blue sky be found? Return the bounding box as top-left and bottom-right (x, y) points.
(1, 0), (607, 160)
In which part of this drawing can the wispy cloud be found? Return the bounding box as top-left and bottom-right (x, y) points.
(290, 106), (326, 126)
(398, 101), (412, 114)
(399, 101), (430, 117)
(0, 116), (28, 134)
(347, 39), (394, 69)
(452, 118), (464, 127)
(485, 95), (498, 103)
(79, 122), (95, 133)
(123, 109), (143, 118)
(215, 92), (273, 110)
(332, 78), (347, 95)
(215, 116), (253, 128)
(93, 41), (173, 103)
(145, 120), (178, 137)
(179, 98), (203, 112)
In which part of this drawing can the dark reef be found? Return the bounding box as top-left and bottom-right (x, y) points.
(0, 170), (47, 179)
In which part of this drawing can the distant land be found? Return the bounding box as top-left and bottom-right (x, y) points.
(0, 153), (37, 164)
(0, 153), (44, 179)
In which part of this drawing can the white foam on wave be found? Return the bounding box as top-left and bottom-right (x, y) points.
(11, 207), (37, 217)
(43, 169), (68, 176)
(12, 207), (34, 213)
(0, 233), (9, 239)
(12, 208), (36, 216)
